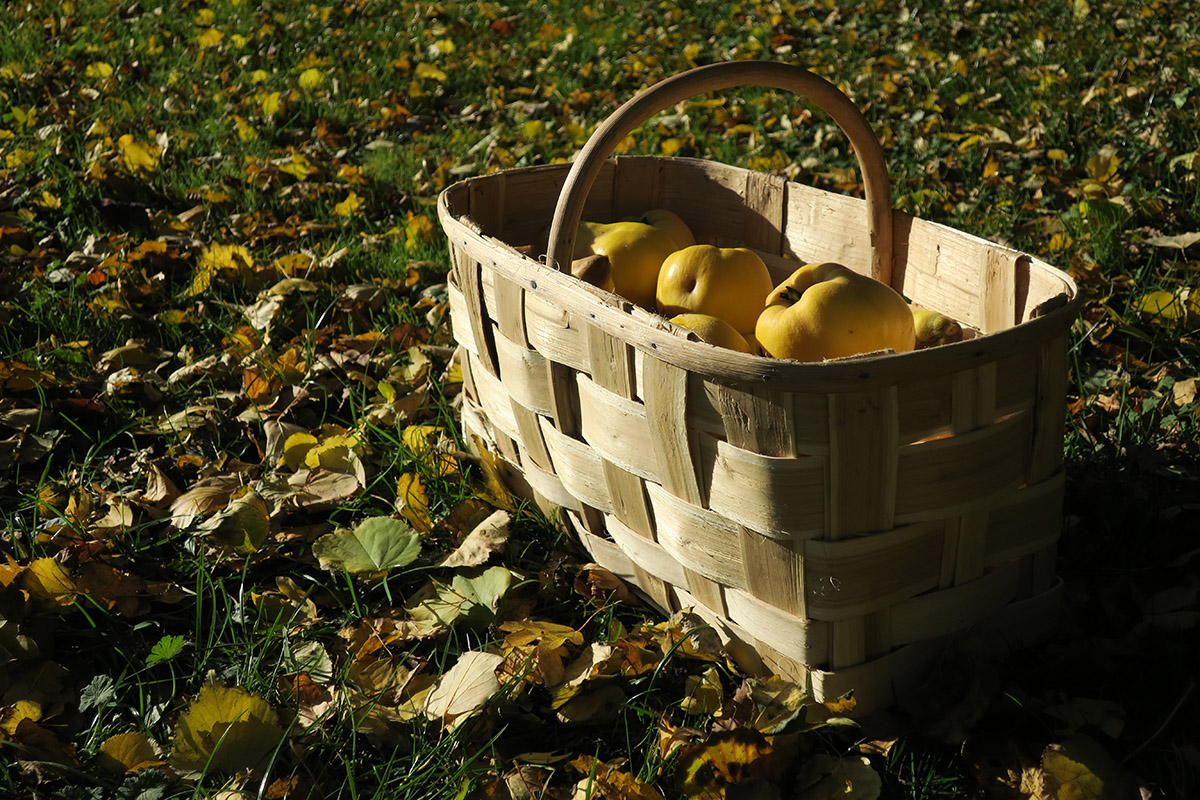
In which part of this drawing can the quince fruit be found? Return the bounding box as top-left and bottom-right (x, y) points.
(755, 262), (915, 362)
(574, 221), (678, 308)
(669, 313), (754, 354)
(639, 209), (696, 251)
(655, 245), (775, 336)
(911, 307), (964, 348)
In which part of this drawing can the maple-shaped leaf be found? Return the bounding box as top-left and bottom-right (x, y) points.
(312, 517), (421, 575)
(170, 681), (284, 776)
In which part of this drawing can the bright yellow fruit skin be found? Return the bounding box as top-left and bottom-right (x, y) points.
(755, 262), (916, 362)
(656, 245), (774, 335)
(910, 307), (964, 348)
(573, 221), (677, 309)
(669, 313), (754, 353)
(640, 209), (696, 251)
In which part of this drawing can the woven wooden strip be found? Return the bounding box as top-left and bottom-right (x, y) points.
(803, 520), (944, 620)
(1030, 334), (1070, 482)
(896, 214), (998, 330)
(586, 323), (637, 399)
(812, 636), (943, 710)
(642, 355), (704, 505)
(447, 281), (479, 358)
(740, 529), (805, 616)
(602, 460), (656, 539)
(984, 473), (1065, 564)
(827, 388), (900, 537)
(951, 508), (990, 585)
(577, 374), (660, 481)
(492, 272), (529, 345)
(453, 251), (500, 377)
(521, 457), (582, 513)
(646, 483), (747, 590)
(995, 351), (1039, 417)
(708, 441), (824, 538)
(468, 358), (522, 442)
(657, 160), (759, 248)
(537, 418), (614, 514)
(888, 559), (1023, 647)
(605, 513), (689, 588)
(712, 384), (801, 457)
(896, 373), (953, 444)
(723, 587), (829, 667)
(524, 292), (590, 373)
(494, 333), (555, 417)
(951, 362), (998, 434)
(467, 169), (506, 240)
(743, 171), (786, 253)
(510, 404), (554, 474)
(612, 156), (664, 221)
(981, 249), (1018, 335)
(898, 413), (1028, 515)
(893, 410), (1031, 522)
(684, 568), (729, 618)
(783, 181), (875, 275)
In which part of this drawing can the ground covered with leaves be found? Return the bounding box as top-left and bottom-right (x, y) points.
(1, 0), (1198, 798)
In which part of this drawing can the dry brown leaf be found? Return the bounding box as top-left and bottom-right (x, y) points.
(169, 477), (239, 529)
(439, 509), (510, 568)
(423, 650), (503, 729)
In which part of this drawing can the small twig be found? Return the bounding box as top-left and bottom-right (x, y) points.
(1120, 680), (1195, 765)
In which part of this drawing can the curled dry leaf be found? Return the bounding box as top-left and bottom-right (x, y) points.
(439, 508), (510, 568)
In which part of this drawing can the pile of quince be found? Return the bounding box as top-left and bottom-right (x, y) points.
(559, 209), (962, 362)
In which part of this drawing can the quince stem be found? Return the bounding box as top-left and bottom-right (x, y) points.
(782, 286), (805, 303)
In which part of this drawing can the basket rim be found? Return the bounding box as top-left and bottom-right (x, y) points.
(438, 158), (1082, 389)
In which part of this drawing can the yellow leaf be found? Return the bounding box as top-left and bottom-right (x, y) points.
(249, 69), (269, 83)
(0, 699), (42, 736)
(1048, 148), (1069, 161)
(677, 728), (777, 798)
(396, 472), (433, 533)
(23, 557), (77, 606)
(86, 62), (114, 79)
(118, 134), (160, 174)
(304, 435), (359, 472)
(260, 90), (282, 116)
(1135, 290), (1188, 322)
(37, 191), (61, 209)
(414, 63), (447, 82)
(196, 27), (223, 48)
(335, 191), (363, 216)
(233, 115), (257, 142)
(1041, 735), (1115, 800)
(661, 136), (685, 156)
(403, 211), (435, 252)
(170, 682), (284, 775)
(96, 731), (163, 774)
(680, 666), (723, 716)
(298, 67), (324, 90)
(281, 432), (319, 471)
(278, 153), (317, 180)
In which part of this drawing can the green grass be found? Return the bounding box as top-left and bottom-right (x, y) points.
(2, 0), (1200, 797)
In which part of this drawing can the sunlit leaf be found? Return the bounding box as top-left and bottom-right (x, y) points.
(195, 490), (271, 551)
(1041, 735), (1117, 800)
(396, 471), (434, 533)
(118, 134), (160, 174)
(298, 68), (324, 90)
(681, 666), (723, 716)
(312, 516), (421, 575)
(439, 509), (510, 568)
(423, 650), (503, 729)
(676, 728), (775, 798)
(170, 681), (284, 776)
(335, 191), (363, 216)
(414, 63), (447, 82)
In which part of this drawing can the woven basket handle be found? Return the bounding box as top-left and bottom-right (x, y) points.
(546, 61), (894, 285)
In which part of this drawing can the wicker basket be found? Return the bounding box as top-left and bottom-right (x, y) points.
(436, 62), (1080, 714)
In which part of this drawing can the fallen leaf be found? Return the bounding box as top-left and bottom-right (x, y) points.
(423, 650), (503, 729)
(1041, 735), (1120, 800)
(96, 731), (164, 774)
(681, 666), (724, 716)
(170, 681), (285, 776)
(312, 516), (421, 575)
(195, 490), (271, 551)
(440, 509), (510, 567)
(1144, 232), (1200, 249)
